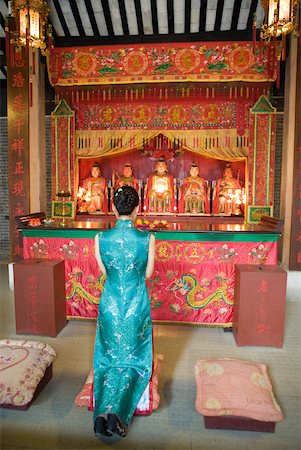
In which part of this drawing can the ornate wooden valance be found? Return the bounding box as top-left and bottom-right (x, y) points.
(47, 41), (279, 87)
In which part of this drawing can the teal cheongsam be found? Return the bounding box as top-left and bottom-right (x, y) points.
(93, 219), (152, 431)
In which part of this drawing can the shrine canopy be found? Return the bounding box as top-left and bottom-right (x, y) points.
(48, 41), (278, 166)
(47, 41), (278, 87)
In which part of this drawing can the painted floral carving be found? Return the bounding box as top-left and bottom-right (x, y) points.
(49, 42), (278, 86)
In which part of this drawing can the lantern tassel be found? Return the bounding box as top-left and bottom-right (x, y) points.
(32, 49), (36, 74)
(5, 22), (10, 65)
(10, 41), (15, 68)
(29, 79), (33, 107)
(281, 35), (286, 61)
(276, 50), (281, 89)
(26, 26), (29, 55)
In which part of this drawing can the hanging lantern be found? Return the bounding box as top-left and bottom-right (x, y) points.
(8, 0), (50, 53)
(260, 0), (299, 42)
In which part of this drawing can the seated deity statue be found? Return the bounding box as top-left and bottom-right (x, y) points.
(78, 162), (107, 213)
(212, 163), (242, 215)
(145, 157), (175, 213)
(179, 162), (209, 214)
(113, 163), (139, 192)
(111, 163), (140, 211)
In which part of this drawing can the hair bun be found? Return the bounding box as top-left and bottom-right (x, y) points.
(113, 186), (139, 216)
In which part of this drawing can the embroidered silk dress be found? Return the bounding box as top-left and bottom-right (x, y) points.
(93, 219), (152, 432)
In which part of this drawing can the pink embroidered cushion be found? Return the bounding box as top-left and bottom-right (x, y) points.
(152, 354), (164, 410)
(74, 369), (94, 408)
(135, 354), (164, 414)
(75, 354), (164, 412)
(195, 358), (283, 422)
(0, 339), (56, 407)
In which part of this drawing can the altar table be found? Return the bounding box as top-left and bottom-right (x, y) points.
(20, 221), (279, 327)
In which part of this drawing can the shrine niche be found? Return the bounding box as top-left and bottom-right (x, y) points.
(76, 139), (246, 216)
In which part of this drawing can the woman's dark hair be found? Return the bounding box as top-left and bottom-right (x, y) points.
(114, 186), (139, 216)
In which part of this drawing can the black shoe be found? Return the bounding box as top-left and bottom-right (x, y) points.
(94, 416), (112, 437)
(106, 414), (126, 437)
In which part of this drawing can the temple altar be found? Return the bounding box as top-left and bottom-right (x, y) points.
(20, 218), (279, 327)
(16, 40), (281, 327)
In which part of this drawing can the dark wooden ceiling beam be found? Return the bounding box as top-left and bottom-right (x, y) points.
(199, 0), (207, 32)
(53, 29), (253, 47)
(0, 11), (5, 32)
(118, 0), (129, 35)
(215, 0), (224, 31)
(52, 0), (70, 37)
(231, 0), (241, 30)
(167, 0), (175, 35)
(68, 0), (86, 36)
(101, 0), (115, 36)
(0, 66), (7, 78)
(134, 0), (144, 35)
(84, 0), (100, 35)
(185, 0), (192, 33)
(0, 37), (5, 53)
(150, 0), (158, 34)
(247, 0), (259, 31)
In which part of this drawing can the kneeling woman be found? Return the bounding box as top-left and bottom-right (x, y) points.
(93, 186), (156, 437)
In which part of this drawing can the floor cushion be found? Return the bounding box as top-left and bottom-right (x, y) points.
(195, 358), (283, 432)
(0, 339), (56, 410)
(75, 354), (164, 414)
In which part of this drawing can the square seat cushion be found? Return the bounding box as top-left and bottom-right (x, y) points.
(195, 358), (283, 426)
(75, 354), (164, 414)
(0, 339), (56, 409)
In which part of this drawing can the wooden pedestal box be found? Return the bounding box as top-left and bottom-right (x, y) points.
(14, 259), (67, 337)
(233, 264), (287, 347)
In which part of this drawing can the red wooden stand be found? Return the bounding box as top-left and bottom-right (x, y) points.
(233, 264), (287, 347)
(14, 259), (67, 337)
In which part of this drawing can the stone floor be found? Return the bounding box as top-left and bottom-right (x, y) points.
(0, 262), (300, 450)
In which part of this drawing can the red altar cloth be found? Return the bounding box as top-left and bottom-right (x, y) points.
(23, 236), (278, 326)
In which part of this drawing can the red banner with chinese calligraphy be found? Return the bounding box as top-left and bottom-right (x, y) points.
(7, 44), (30, 260)
(22, 236), (277, 326)
(48, 42), (278, 87)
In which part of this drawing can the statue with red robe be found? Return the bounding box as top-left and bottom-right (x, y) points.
(113, 163), (139, 191)
(212, 163), (242, 215)
(79, 162), (108, 214)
